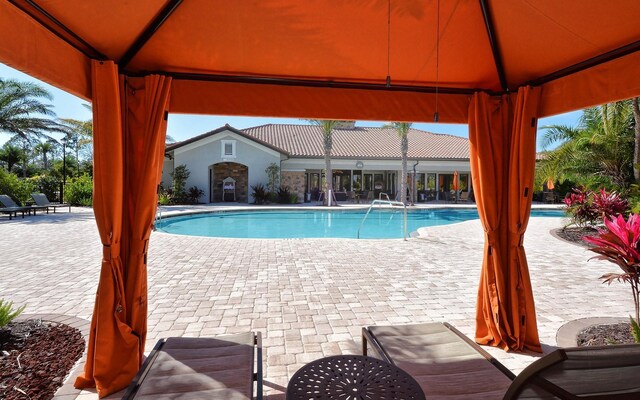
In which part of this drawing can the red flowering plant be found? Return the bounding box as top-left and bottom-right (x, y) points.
(583, 214), (640, 342)
(563, 187), (597, 227)
(591, 188), (629, 221)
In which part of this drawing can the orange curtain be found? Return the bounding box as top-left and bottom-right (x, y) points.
(469, 87), (541, 352)
(75, 60), (171, 397)
(507, 87), (541, 352)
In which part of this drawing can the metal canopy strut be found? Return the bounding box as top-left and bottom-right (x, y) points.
(118, 0), (184, 69)
(479, 0), (508, 92)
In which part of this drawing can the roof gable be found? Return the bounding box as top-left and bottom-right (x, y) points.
(165, 124), (289, 155)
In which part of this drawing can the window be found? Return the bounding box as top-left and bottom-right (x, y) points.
(460, 174), (469, 191)
(221, 140), (236, 158)
(352, 170), (362, 191)
(416, 173), (425, 191)
(426, 173), (436, 190)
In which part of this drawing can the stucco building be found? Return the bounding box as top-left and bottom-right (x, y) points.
(163, 123), (471, 203)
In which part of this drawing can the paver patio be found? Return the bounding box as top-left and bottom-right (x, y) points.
(0, 206), (631, 399)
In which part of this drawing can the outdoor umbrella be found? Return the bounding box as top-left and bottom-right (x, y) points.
(2, 1), (640, 395)
(452, 170), (459, 202)
(547, 178), (555, 191)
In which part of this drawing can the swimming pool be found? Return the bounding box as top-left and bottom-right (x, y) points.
(156, 208), (566, 239)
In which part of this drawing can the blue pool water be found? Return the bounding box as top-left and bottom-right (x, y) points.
(156, 208), (566, 239)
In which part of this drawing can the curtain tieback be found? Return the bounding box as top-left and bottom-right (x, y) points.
(142, 239), (149, 264)
(103, 244), (111, 261)
(486, 231), (499, 255)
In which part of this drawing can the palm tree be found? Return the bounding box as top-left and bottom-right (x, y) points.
(6, 134), (37, 177)
(34, 140), (56, 170)
(537, 101), (635, 189)
(60, 104), (93, 174)
(0, 143), (25, 173)
(308, 120), (341, 205)
(384, 122), (412, 204)
(0, 78), (63, 142)
(0, 78), (64, 177)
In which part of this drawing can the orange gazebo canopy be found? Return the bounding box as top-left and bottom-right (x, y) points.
(3, 1), (640, 397)
(2, 0), (640, 122)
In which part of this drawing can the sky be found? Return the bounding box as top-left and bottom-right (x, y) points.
(0, 63), (582, 150)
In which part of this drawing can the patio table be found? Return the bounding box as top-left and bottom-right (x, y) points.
(286, 354), (425, 400)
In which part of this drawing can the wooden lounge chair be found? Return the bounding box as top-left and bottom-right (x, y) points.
(122, 332), (262, 400)
(363, 322), (640, 399)
(0, 194), (45, 216)
(31, 193), (71, 213)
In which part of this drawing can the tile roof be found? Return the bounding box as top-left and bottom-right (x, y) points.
(166, 124), (470, 160)
(241, 124), (469, 160)
(165, 124), (290, 155)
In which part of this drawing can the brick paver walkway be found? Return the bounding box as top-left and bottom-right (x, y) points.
(0, 206), (630, 399)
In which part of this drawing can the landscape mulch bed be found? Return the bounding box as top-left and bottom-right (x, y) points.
(552, 226), (599, 248)
(577, 322), (635, 346)
(0, 320), (85, 400)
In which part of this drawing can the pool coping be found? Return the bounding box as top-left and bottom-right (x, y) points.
(157, 203), (564, 219)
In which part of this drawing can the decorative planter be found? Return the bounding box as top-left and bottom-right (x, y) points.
(556, 317), (628, 347)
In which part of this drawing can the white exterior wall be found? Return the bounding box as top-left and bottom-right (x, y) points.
(171, 130), (281, 203)
(161, 157), (173, 188)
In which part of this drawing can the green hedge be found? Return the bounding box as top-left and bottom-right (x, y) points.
(65, 174), (93, 206)
(0, 169), (37, 205)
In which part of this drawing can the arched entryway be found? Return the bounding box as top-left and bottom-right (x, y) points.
(209, 162), (248, 202)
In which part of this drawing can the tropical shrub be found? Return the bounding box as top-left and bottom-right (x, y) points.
(171, 164), (190, 203)
(0, 299), (26, 329)
(251, 183), (269, 204)
(277, 186), (292, 204)
(591, 189), (629, 221)
(0, 168), (37, 204)
(564, 187), (630, 227)
(536, 101), (635, 191)
(563, 187), (598, 227)
(65, 174), (93, 206)
(29, 174), (61, 202)
(187, 186), (204, 204)
(265, 163), (280, 194)
(289, 193), (299, 204)
(624, 184), (640, 215)
(158, 189), (171, 205)
(632, 318), (640, 343)
(583, 214), (640, 343)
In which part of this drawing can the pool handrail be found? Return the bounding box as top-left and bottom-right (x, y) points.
(153, 207), (162, 231)
(357, 199), (407, 240)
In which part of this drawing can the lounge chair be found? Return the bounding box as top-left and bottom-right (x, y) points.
(543, 191), (558, 204)
(334, 191), (348, 202)
(363, 322), (640, 399)
(0, 203), (28, 220)
(122, 332), (262, 399)
(0, 194), (45, 217)
(31, 193), (71, 213)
